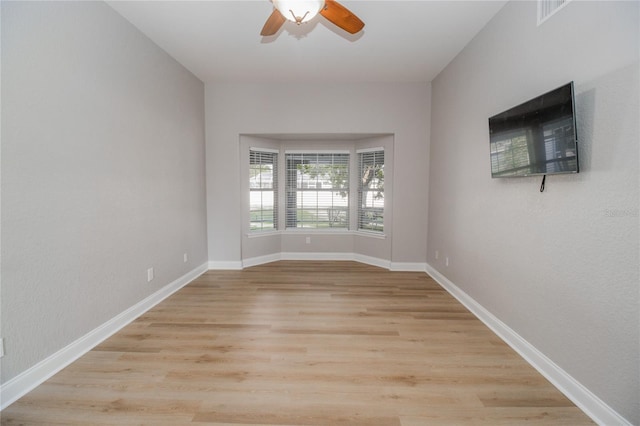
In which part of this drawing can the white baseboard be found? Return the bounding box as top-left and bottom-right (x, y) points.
(390, 261), (427, 272)
(242, 253), (282, 268)
(241, 252), (392, 270)
(353, 254), (391, 269)
(280, 252), (354, 261)
(0, 263), (209, 411)
(425, 264), (631, 426)
(238, 254), (424, 272)
(208, 260), (243, 270)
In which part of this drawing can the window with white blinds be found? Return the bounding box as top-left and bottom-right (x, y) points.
(285, 153), (349, 229)
(249, 149), (278, 232)
(358, 149), (384, 233)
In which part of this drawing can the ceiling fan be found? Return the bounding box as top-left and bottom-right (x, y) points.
(260, 0), (365, 36)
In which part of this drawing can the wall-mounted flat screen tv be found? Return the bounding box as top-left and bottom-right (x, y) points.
(489, 82), (579, 177)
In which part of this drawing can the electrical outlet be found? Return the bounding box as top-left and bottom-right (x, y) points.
(0, 338), (5, 358)
(445, 257), (449, 267)
(435, 250), (439, 260)
(147, 267), (154, 282)
(305, 236), (311, 244)
(183, 253), (188, 263)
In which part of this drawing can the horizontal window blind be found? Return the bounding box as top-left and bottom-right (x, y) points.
(358, 150), (384, 232)
(285, 153), (349, 229)
(249, 150), (278, 231)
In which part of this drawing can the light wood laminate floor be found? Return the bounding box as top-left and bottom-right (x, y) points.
(1, 261), (593, 425)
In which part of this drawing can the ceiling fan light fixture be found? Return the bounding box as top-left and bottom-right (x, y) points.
(272, 0), (325, 24)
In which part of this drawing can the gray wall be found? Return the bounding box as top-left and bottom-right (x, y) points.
(206, 83), (430, 266)
(1, 1), (208, 383)
(428, 1), (638, 422)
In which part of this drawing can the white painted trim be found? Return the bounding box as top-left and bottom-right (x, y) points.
(249, 147), (279, 153)
(356, 146), (384, 153)
(0, 263), (209, 411)
(390, 262), (427, 272)
(241, 252), (391, 270)
(247, 230), (387, 239)
(246, 230), (281, 238)
(242, 253), (281, 268)
(208, 260), (243, 270)
(353, 254), (391, 269)
(280, 252), (353, 261)
(282, 229), (350, 235)
(425, 264), (631, 426)
(284, 150), (350, 154)
(240, 253), (419, 272)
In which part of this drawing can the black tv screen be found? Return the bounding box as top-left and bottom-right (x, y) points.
(489, 82), (579, 177)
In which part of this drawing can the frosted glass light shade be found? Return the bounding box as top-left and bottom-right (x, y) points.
(273, 0), (325, 24)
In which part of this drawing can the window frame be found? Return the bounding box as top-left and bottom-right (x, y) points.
(249, 148), (278, 232)
(284, 151), (350, 230)
(357, 148), (385, 234)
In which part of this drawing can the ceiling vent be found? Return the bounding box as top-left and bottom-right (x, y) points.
(537, 0), (572, 26)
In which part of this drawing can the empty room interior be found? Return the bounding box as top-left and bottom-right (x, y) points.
(1, 0), (638, 424)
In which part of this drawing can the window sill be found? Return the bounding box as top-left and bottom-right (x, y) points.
(246, 230), (281, 238)
(354, 230), (386, 239)
(282, 229), (350, 235)
(247, 229), (386, 239)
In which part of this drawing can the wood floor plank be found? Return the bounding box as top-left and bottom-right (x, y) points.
(1, 261), (593, 424)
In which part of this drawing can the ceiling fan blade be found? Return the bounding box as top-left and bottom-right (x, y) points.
(260, 9), (286, 36)
(320, 0), (364, 34)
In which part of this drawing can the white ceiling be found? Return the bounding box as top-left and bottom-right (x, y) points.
(107, 0), (507, 84)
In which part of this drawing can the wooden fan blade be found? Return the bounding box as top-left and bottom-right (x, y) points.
(261, 9), (286, 36)
(320, 0), (364, 34)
